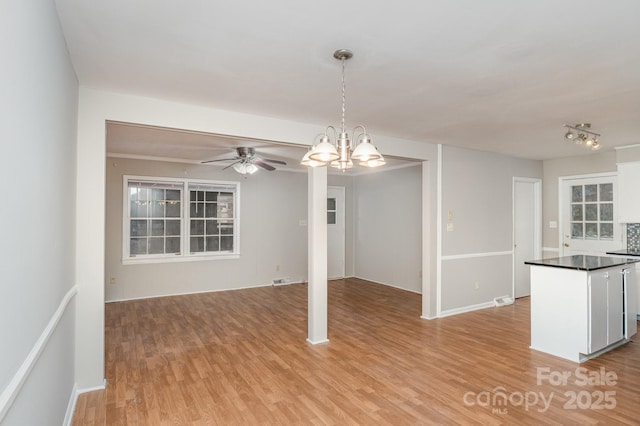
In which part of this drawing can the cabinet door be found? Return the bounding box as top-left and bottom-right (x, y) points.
(618, 162), (640, 223)
(607, 272), (624, 344)
(589, 272), (608, 353)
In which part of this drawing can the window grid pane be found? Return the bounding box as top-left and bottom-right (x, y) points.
(327, 197), (337, 225)
(570, 183), (614, 241)
(127, 183), (182, 256)
(189, 189), (235, 253)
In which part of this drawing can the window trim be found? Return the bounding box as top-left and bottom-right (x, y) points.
(122, 175), (240, 264)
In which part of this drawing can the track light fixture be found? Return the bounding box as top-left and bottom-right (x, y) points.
(563, 123), (601, 151)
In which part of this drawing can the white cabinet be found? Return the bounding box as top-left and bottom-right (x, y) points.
(529, 262), (637, 362)
(617, 162), (640, 223)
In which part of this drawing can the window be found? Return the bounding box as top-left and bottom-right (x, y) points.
(124, 176), (239, 263)
(188, 184), (235, 253)
(570, 182), (614, 240)
(327, 197), (337, 225)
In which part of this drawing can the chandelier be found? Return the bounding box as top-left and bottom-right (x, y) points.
(301, 49), (385, 171)
(563, 123), (601, 151)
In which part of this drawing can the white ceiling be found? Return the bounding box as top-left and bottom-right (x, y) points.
(55, 0), (640, 162)
(105, 121), (417, 174)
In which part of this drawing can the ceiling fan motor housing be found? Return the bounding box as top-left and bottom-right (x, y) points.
(236, 147), (255, 158)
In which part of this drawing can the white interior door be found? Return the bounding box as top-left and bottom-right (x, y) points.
(560, 175), (621, 256)
(327, 186), (345, 279)
(514, 179), (540, 298)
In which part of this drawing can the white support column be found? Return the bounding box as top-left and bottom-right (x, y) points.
(307, 166), (329, 344)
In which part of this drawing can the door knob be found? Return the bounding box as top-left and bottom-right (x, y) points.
(564, 243), (570, 247)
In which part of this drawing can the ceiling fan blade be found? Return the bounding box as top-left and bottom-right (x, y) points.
(222, 161), (241, 170)
(201, 157), (236, 164)
(253, 160), (276, 171)
(261, 158), (287, 165)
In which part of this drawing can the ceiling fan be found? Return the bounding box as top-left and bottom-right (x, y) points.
(201, 147), (287, 175)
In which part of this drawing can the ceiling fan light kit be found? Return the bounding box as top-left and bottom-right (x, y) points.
(201, 147), (287, 175)
(563, 123), (601, 151)
(232, 162), (258, 175)
(302, 49), (385, 171)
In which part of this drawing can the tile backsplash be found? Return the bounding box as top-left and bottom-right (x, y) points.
(628, 223), (640, 251)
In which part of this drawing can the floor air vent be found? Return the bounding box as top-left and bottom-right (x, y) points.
(494, 295), (514, 307)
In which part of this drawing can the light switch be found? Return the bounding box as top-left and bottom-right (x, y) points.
(549, 221), (558, 229)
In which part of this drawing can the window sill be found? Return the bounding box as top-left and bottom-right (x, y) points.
(122, 253), (240, 265)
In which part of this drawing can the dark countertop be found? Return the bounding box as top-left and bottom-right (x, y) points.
(525, 255), (640, 271)
(606, 249), (640, 257)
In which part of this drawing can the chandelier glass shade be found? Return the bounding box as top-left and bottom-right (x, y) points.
(563, 123), (601, 151)
(302, 49), (384, 171)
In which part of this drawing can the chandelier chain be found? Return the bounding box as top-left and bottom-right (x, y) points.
(341, 57), (346, 133)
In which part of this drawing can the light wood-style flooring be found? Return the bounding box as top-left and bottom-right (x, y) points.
(73, 278), (640, 425)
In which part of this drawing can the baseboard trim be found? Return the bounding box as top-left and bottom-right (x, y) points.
(64, 379), (107, 426)
(438, 301), (495, 318)
(350, 276), (422, 294)
(306, 338), (330, 345)
(441, 250), (513, 261)
(106, 282), (287, 303)
(63, 383), (78, 426)
(76, 379), (108, 395)
(272, 280), (304, 287)
(0, 285), (78, 423)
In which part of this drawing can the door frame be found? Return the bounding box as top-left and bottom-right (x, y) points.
(512, 177), (542, 298)
(327, 185), (346, 279)
(558, 172), (619, 257)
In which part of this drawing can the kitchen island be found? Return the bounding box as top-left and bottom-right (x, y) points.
(525, 255), (639, 362)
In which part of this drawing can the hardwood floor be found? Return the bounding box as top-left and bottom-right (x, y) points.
(73, 278), (640, 425)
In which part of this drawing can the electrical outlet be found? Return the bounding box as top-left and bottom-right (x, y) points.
(474, 281), (479, 290)
(109, 276), (116, 285)
(276, 264), (280, 272)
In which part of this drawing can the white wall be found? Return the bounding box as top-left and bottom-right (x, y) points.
(542, 151), (616, 256)
(616, 145), (640, 163)
(105, 158), (425, 299)
(105, 157), (308, 301)
(353, 165), (423, 292)
(439, 145), (542, 314)
(0, 0), (78, 424)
